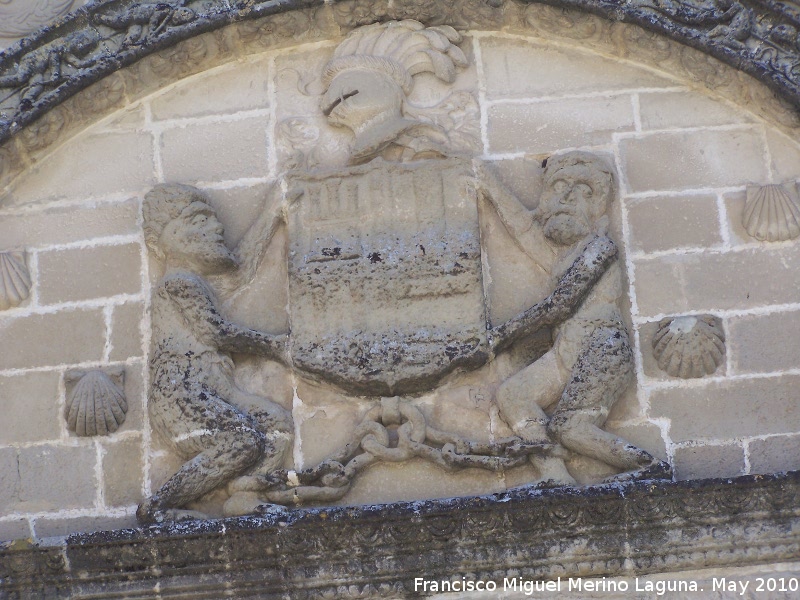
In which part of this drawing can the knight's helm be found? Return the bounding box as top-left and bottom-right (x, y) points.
(322, 20), (468, 96)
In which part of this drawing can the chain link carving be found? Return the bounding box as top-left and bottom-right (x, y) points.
(239, 397), (560, 505)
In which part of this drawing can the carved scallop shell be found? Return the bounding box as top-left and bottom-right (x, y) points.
(652, 315), (725, 379)
(743, 183), (800, 242)
(65, 370), (127, 437)
(0, 251), (31, 310)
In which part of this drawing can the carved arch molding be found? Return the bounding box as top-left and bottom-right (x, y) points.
(1, 0), (800, 182)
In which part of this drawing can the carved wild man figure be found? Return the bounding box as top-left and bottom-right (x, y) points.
(140, 20), (667, 520)
(139, 184), (292, 523)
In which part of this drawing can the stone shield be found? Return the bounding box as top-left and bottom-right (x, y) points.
(286, 157), (488, 396)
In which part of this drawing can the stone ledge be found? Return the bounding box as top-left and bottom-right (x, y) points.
(2, 471), (798, 599)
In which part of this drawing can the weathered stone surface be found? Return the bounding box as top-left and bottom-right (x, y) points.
(0, 199), (139, 249)
(673, 444), (744, 480)
(637, 90), (753, 130)
(16, 444), (97, 512)
(160, 116), (270, 184)
(488, 95), (635, 154)
(1, 472), (799, 599)
(625, 194), (722, 254)
(749, 435), (800, 475)
(102, 436), (144, 508)
(480, 37), (672, 100)
(6, 131), (155, 205)
(620, 129), (767, 193)
(0, 371), (60, 444)
(0, 448), (20, 514)
(109, 301), (144, 361)
(651, 375), (800, 443)
(0, 308), (105, 369)
(150, 57), (272, 121)
(633, 246), (800, 317)
(729, 310), (800, 374)
(0, 518), (30, 543)
(37, 243), (142, 304)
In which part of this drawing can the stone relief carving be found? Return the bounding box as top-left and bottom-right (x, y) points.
(139, 20), (668, 522)
(93, 1), (198, 47)
(64, 368), (128, 437)
(3, 0), (800, 152)
(651, 315), (726, 379)
(0, 250), (30, 310)
(138, 183), (293, 523)
(743, 182), (800, 242)
(0, 0), (77, 40)
(0, 28), (100, 109)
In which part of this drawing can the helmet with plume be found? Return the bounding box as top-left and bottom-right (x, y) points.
(322, 20), (468, 95)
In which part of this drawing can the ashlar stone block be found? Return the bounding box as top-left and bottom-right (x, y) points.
(673, 444), (744, 480)
(150, 56), (272, 121)
(633, 246), (800, 316)
(0, 518), (31, 543)
(488, 95), (635, 154)
(625, 194), (722, 254)
(728, 310), (800, 374)
(17, 444), (97, 512)
(0, 448), (20, 515)
(765, 129), (800, 182)
(638, 91), (753, 130)
(37, 243), (142, 304)
(101, 436), (144, 507)
(7, 131), (155, 205)
(0, 371), (61, 444)
(620, 128), (767, 193)
(479, 37), (672, 100)
(749, 435), (800, 475)
(160, 116), (270, 184)
(0, 199), (139, 250)
(0, 309), (106, 370)
(650, 375), (800, 442)
(109, 301), (145, 361)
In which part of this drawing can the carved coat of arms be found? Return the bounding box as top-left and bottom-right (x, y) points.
(137, 20), (669, 524)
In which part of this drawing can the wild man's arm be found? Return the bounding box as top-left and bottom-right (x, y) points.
(163, 273), (289, 363)
(489, 235), (618, 354)
(475, 160), (556, 273)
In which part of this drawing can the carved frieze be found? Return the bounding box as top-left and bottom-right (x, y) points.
(2, 0), (800, 154)
(2, 472), (799, 599)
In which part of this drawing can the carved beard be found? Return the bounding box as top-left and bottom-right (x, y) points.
(542, 213), (591, 246)
(189, 241), (238, 274)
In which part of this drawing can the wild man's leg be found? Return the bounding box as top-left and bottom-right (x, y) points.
(138, 390), (266, 523)
(547, 327), (662, 473)
(222, 384), (294, 516)
(496, 349), (575, 485)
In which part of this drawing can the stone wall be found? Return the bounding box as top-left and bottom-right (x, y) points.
(1, 9), (800, 544)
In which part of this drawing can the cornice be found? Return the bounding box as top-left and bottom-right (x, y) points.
(2, 472), (799, 598)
